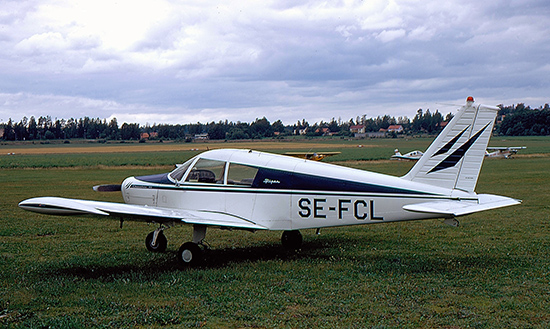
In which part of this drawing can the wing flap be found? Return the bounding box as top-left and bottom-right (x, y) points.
(403, 194), (521, 217)
(19, 197), (266, 230)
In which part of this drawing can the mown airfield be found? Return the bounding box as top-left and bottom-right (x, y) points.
(1, 136), (549, 328)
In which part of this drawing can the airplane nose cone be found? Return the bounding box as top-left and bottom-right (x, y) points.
(121, 177), (135, 202)
(122, 177), (134, 190)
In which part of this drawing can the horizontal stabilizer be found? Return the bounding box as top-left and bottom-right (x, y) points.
(19, 197), (267, 230)
(403, 194), (521, 217)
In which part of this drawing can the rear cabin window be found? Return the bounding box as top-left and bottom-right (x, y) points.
(227, 163), (259, 187)
(185, 159), (226, 184)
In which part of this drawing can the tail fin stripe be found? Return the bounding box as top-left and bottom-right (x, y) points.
(432, 126), (470, 157)
(428, 122), (491, 174)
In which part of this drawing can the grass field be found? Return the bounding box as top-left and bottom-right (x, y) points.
(1, 137), (549, 328)
(2, 135), (549, 168)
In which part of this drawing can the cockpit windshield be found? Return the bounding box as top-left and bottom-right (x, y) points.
(168, 157), (195, 182)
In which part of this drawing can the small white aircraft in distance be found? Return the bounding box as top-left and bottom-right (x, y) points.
(19, 97), (521, 267)
(390, 149), (424, 161)
(485, 146), (526, 159)
(284, 151), (341, 161)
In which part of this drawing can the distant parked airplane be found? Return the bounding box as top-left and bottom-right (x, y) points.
(391, 149), (424, 161)
(485, 146), (526, 159)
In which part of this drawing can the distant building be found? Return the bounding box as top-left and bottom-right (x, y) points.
(315, 127), (333, 136)
(387, 125), (403, 133)
(350, 125), (366, 134)
(294, 127), (308, 135)
(140, 132), (158, 140)
(350, 125), (366, 138)
(194, 133), (209, 140)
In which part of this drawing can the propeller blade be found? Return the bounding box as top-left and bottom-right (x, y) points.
(93, 184), (122, 192)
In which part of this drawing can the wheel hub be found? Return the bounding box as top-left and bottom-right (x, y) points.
(182, 249), (193, 263)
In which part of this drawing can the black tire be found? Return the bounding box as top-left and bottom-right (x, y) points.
(178, 242), (203, 267)
(145, 231), (167, 253)
(281, 230), (302, 250)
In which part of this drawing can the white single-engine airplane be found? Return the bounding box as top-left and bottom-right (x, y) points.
(390, 149), (424, 161)
(485, 146), (526, 159)
(19, 97), (521, 266)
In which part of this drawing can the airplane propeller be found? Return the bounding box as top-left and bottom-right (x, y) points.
(93, 184), (122, 192)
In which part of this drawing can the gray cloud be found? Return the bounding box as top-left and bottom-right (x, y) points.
(1, 0), (549, 126)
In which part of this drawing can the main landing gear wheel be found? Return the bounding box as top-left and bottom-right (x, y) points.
(281, 230), (302, 250)
(145, 231), (167, 252)
(178, 242), (204, 267)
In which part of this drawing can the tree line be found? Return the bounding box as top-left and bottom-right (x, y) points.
(496, 103), (550, 136)
(2, 103), (549, 141)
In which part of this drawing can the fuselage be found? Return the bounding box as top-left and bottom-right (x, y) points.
(391, 150), (423, 161)
(120, 149), (474, 231)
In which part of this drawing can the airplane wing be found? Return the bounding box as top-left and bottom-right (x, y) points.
(284, 152), (341, 161)
(402, 194), (521, 217)
(486, 146), (526, 151)
(315, 151), (341, 156)
(390, 155), (420, 161)
(19, 197), (267, 230)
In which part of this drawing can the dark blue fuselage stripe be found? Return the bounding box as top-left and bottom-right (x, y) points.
(129, 183), (445, 200)
(136, 170), (434, 196)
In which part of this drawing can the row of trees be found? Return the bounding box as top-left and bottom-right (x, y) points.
(2, 103), (549, 141)
(1, 116), (141, 141)
(1, 112), (444, 141)
(496, 104), (550, 136)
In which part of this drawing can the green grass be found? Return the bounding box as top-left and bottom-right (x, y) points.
(1, 138), (550, 328)
(0, 151), (199, 169)
(2, 136), (549, 168)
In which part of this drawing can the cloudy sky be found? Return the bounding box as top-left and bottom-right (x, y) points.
(1, 0), (549, 126)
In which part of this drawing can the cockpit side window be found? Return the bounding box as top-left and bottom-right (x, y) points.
(227, 163), (259, 187)
(185, 159), (226, 184)
(169, 158), (195, 182)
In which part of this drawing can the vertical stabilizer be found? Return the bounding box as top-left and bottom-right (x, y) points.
(402, 97), (499, 193)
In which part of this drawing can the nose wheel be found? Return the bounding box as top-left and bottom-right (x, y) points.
(145, 229), (167, 252)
